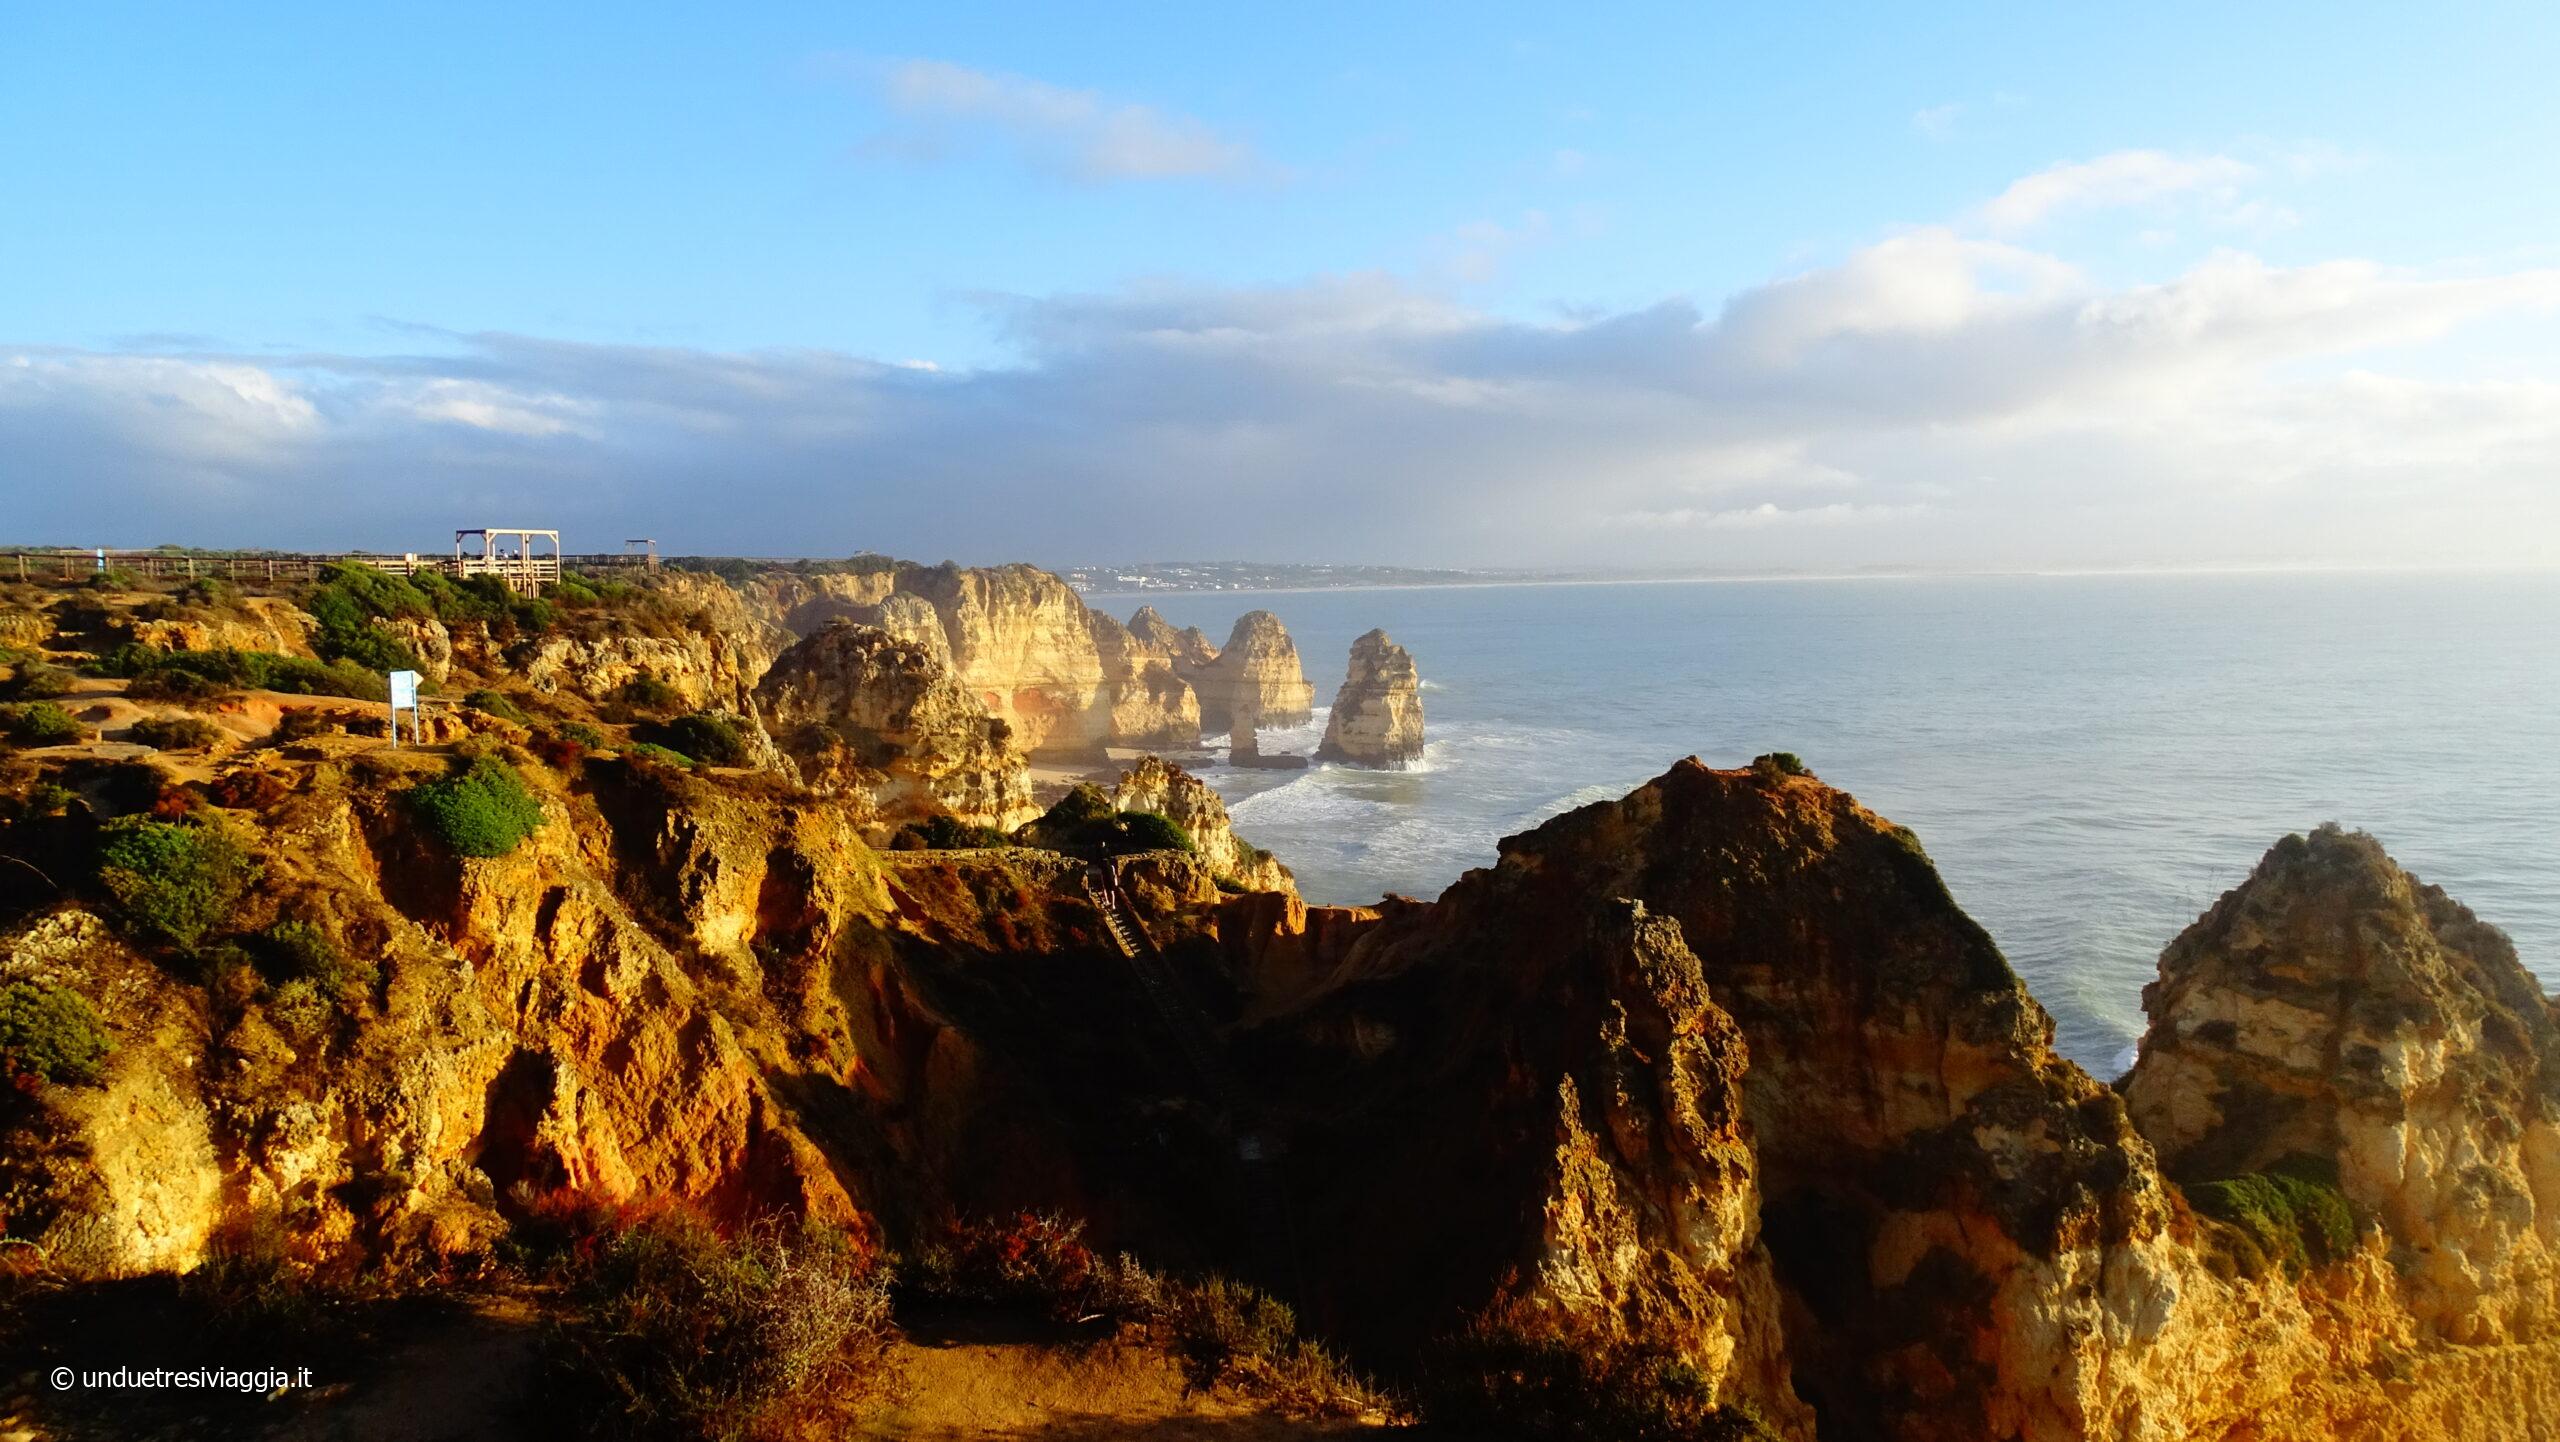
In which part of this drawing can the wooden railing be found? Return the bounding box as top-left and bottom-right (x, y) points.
(0, 550), (658, 587)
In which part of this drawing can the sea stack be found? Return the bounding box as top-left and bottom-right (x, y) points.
(1315, 628), (1424, 767)
(1194, 610), (1314, 731)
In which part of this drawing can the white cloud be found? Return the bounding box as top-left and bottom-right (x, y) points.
(1912, 103), (1963, 140)
(7, 236), (2559, 570)
(1979, 149), (2257, 232)
(860, 58), (1259, 183)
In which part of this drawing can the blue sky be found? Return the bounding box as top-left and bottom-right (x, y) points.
(4, 2), (2557, 567)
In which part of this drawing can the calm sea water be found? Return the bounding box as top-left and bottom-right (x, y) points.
(1096, 574), (2560, 1073)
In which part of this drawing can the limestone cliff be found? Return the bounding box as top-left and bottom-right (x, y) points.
(1087, 612), (1201, 750)
(1314, 628), (1424, 767)
(1129, 605), (1221, 671)
(1109, 755), (1289, 893)
(1193, 611), (1314, 734)
(2127, 823), (2560, 1344)
(1250, 874), (1812, 1435)
(754, 622), (1036, 830)
(125, 596), (318, 661)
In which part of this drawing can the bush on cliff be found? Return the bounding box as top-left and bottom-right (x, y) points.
(1017, 785), (1196, 859)
(95, 814), (263, 949)
(305, 562), (427, 672)
(4, 659), (74, 700)
(544, 1209), (898, 1441)
(406, 756), (546, 858)
(0, 980), (113, 1086)
(1, 701), (85, 747)
(106, 646), (385, 703)
(465, 689), (530, 725)
(1419, 1316), (1777, 1442)
(128, 715), (224, 752)
(258, 917), (376, 1004)
(2190, 1161), (2356, 1278)
(1749, 751), (1809, 780)
(641, 712), (750, 768)
(616, 674), (685, 714)
(891, 815), (1013, 851)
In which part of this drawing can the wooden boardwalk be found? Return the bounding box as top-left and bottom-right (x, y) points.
(0, 549), (655, 587)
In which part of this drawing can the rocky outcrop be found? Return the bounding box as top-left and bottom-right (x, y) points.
(1088, 612), (1200, 750)
(516, 624), (767, 714)
(1129, 606), (1221, 672)
(2127, 823), (2560, 1344)
(1193, 611), (1314, 734)
(1252, 877), (1810, 1435)
(1109, 756), (1289, 893)
(755, 622), (1036, 830)
(125, 597), (318, 661)
(1315, 629), (1424, 767)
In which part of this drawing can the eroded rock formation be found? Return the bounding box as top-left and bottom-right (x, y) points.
(2127, 823), (2560, 1344)
(1109, 755), (1290, 893)
(1088, 612), (1201, 750)
(754, 622), (1035, 829)
(1193, 611), (1314, 734)
(1315, 628), (1424, 767)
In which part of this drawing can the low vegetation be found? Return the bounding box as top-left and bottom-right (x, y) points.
(616, 674), (686, 714)
(2190, 1160), (2357, 1278)
(464, 688), (530, 725)
(889, 815), (1014, 850)
(541, 1207), (899, 1442)
(101, 645), (385, 702)
(0, 980), (113, 1087)
(94, 814), (264, 949)
(127, 715), (224, 751)
(1, 701), (85, 746)
(4, 658), (75, 700)
(303, 562), (430, 671)
(1017, 785), (1195, 859)
(1750, 751), (1809, 779)
(405, 755), (547, 857)
(642, 712), (750, 767)
(898, 1212), (1377, 1418)
(1419, 1314), (1778, 1441)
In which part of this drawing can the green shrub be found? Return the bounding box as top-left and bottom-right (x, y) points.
(551, 578), (601, 608)
(465, 689), (530, 725)
(892, 815), (1012, 850)
(1017, 786), (1195, 858)
(624, 742), (695, 770)
(406, 756), (547, 857)
(1, 700), (85, 746)
(265, 978), (332, 1044)
(173, 576), (241, 610)
(304, 563), (429, 670)
(561, 722), (607, 749)
(545, 1210), (898, 1441)
(2191, 1163), (2357, 1278)
(108, 647), (384, 702)
(1749, 752), (1809, 779)
(1420, 1318), (1777, 1441)
(129, 715), (225, 751)
(95, 815), (263, 948)
(645, 713), (749, 768)
(5, 660), (74, 699)
(616, 675), (684, 714)
(0, 981), (113, 1086)
(258, 917), (376, 1003)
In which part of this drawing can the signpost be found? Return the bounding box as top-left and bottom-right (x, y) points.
(387, 669), (422, 748)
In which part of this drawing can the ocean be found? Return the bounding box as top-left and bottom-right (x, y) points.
(1094, 572), (2560, 1074)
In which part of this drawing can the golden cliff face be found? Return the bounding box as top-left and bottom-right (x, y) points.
(754, 622), (1037, 830)
(1314, 627), (1424, 767)
(1108, 754), (1290, 893)
(2128, 824), (2560, 1346)
(1192, 610), (1315, 733)
(736, 563), (1206, 757)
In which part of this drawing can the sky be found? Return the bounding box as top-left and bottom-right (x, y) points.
(3, 1), (2557, 571)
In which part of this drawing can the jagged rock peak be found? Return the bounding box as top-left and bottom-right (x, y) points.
(1110, 755), (1291, 893)
(1315, 628), (1424, 767)
(1128, 605), (1220, 669)
(752, 621), (1035, 829)
(2125, 821), (2560, 1341)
